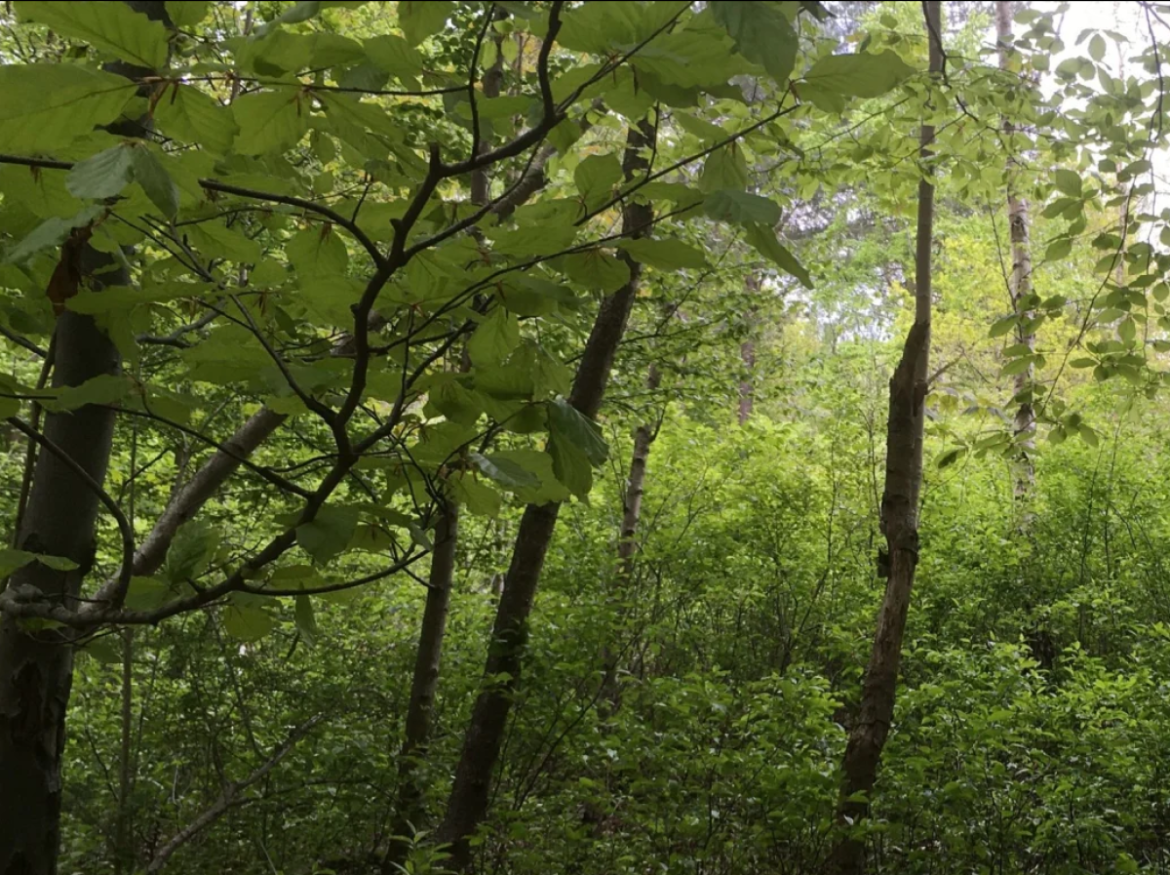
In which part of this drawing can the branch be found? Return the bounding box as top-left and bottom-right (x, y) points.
(111, 405), (310, 499)
(0, 323), (47, 358)
(145, 714), (325, 874)
(84, 407), (287, 614)
(0, 154), (386, 268)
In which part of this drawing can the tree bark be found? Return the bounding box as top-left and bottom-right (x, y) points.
(436, 118), (656, 870)
(384, 499), (460, 870)
(126, 408), (286, 579)
(738, 340), (755, 425)
(600, 362), (661, 701)
(384, 26), (507, 868)
(0, 6), (170, 872)
(996, 0), (1035, 498)
(827, 4), (941, 874)
(617, 363), (661, 571)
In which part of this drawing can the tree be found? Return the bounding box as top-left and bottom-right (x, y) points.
(827, 2), (943, 872)
(996, 0), (1036, 498)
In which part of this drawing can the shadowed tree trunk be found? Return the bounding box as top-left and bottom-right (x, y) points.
(738, 279), (761, 424)
(384, 23), (505, 872)
(0, 6), (170, 873)
(996, 0), (1035, 498)
(436, 117), (656, 871)
(827, 4), (942, 873)
(600, 361), (662, 703)
(618, 363), (661, 572)
(384, 500), (460, 869)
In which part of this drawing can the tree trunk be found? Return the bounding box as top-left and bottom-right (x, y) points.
(600, 362), (661, 702)
(384, 26), (506, 868)
(385, 501), (460, 867)
(827, 4), (941, 874)
(617, 363), (661, 571)
(738, 340), (755, 425)
(738, 282), (761, 425)
(436, 118), (656, 870)
(996, 0), (1035, 498)
(0, 6), (169, 872)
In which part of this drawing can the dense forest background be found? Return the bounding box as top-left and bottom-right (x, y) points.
(3, 0), (1170, 873)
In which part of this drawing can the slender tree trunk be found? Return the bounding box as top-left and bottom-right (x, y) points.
(385, 501), (460, 866)
(600, 362), (661, 700)
(114, 631), (135, 875)
(384, 26), (506, 871)
(738, 340), (755, 424)
(436, 118), (656, 870)
(996, 0), (1035, 498)
(618, 363), (661, 571)
(827, 5), (941, 874)
(0, 7), (169, 872)
(738, 281), (761, 425)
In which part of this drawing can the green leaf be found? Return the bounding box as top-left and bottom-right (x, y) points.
(1119, 316), (1136, 343)
(491, 449), (570, 504)
(50, 374), (133, 411)
(427, 379), (483, 425)
(558, 1), (681, 56)
(548, 433), (593, 500)
(363, 34), (424, 82)
(744, 223), (812, 288)
(399, 0), (453, 46)
(34, 553), (79, 572)
(618, 238), (708, 271)
(937, 447), (965, 469)
(1089, 33), (1106, 62)
(130, 147), (180, 219)
(1054, 168), (1083, 197)
(703, 189), (782, 226)
(66, 145), (136, 201)
(16, 1), (170, 69)
(452, 473), (501, 517)
(469, 308), (521, 367)
(249, 30), (366, 74)
(1045, 237), (1072, 261)
(989, 314), (1019, 338)
(559, 250), (632, 294)
(1070, 357), (1097, 369)
(574, 153), (624, 211)
(710, 1), (798, 83)
(0, 65), (135, 152)
(287, 225), (349, 279)
(0, 549), (37, 578)
(164, 520), (221, 584)
(800, 50), (915, 109)
(4, 206), (104, 264)
(470, 452), (541, 489)
(155, 85), (239, 154)
(698, 146), (749, 194)
(223, 598), (275, 642)
(186, 220), (263, 264)
(1001, 357), (1034, 377)
(82, 637), (122, 664)
(0, 549), (79, 577)
(233, 91), (310, 156)
(166, 0), (210, 28)
(123, 576), (172, 611)
(295, 594), (319, 646)
(297, 506), (360, 565)
(548, 399), (607, 465)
